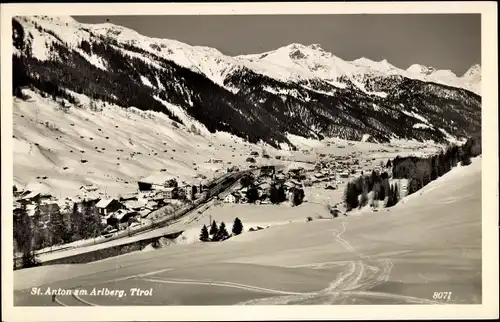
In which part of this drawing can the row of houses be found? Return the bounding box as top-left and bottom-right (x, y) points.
(13, 176), (196, 233)
(222, 166), (305, 204)
(136, 173), (205, 200)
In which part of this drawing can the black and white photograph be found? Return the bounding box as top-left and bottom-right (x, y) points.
(2, 2), (498, 321)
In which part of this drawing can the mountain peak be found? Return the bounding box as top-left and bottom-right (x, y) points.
(406, 64), (436, 76)
(308, 43), (325, 51)
(462, 64), (481, 78)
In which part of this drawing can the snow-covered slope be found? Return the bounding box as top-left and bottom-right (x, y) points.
(12, 90), (285, 199)
(14, 158), (482, 305)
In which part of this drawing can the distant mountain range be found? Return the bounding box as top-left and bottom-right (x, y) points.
(12, 15), (481, 148)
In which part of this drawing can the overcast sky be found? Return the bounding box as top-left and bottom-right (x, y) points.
(73, 14), (481, 75)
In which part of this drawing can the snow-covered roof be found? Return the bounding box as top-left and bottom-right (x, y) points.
(95, 198), (116, 208)
(138, 209), (152, 218)
(123, 199), (147, 209)
(258, 183), (271, 190)
(20, 191), (40, 200)
(120, 192), (138, 200)
(146, 201), (158, 208)
(26, 204), (37, 217)
(80, 184), (99, 191)
(80, 191), (101, 200)
(139, 173), (172, 185)
(110, 209), (130, 221)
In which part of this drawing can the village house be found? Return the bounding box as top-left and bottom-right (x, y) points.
(107, 209), (139, 230)
(224, 192), (240, 203)
(257, 182), (271, 197)
(18, 188), (53, 205)
(182, 184), (195, 200)
(339, 172), (350, 179)
(19, 191), (42, 204)
(325, 183), (337, 190)
(137, 173), (176, 191)
(160, 187), (178, 200)
(122, 198), (147, 211)
(13, 187), (23, 198)
(95, 198), (123, 216)
(283, 181), (297, 192)
(79, 184), (99, 193)
(313, 172), (327, 181)
(138, 208), (152, 218)
(260, 165), (275, 177)
(310, 177), (320, 185)
(145, 200), (159, 210)
(120, 192), (138, 201)
(274, 173), (286, 184)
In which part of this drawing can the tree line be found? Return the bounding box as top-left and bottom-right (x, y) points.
(343, 170), (399, 211)
(199, 217), (243, 242)
(343, 134), (481, 212)
(13, 199), (105, 269)
(390, 134), (481, 194)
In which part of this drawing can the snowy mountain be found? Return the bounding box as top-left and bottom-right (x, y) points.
(12, 15), (481, 148)
(405, 63), (481, 95)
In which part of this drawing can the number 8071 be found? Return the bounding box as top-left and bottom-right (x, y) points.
(433, 292), (452, 300)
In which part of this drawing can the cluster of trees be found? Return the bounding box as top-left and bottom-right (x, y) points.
(390, 135), (481, 195)
(269, 184), (287, 204)
(343, 170), (399, 211)
(292, 188), (305, 206)
(199, 218), (243, 242)
(13, 204), (38, 269)
(343, 135), (481, 212)
(13, 199), (105, 268)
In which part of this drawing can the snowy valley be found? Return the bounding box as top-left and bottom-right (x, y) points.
(10, 14), (485, 308)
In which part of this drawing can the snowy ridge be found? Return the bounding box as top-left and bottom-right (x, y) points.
(17, 16), (481, 96)
(12, 15), (482, 148)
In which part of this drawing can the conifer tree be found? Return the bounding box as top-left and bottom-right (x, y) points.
(393, 183), (400, 204)
(293, 188), (305, 206)
(386, 185), (395, 207)
(199, 224), (209, 242)
(270, 185), (279, 204)
(378, 184), (386, 200)
(246, 186), (259, 203)
(344, 182), (359, 211)
(213, 222), (229, 241)
(48, 205), (66, 246)
(232, 217), (243, 236)
(209, 220), (218, 236)
(13, 204), (38, 268)
(277, 185), (286, 203)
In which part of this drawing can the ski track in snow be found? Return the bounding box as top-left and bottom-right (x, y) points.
(236, 219), (441, 305)
(57, 218), (439, 306)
